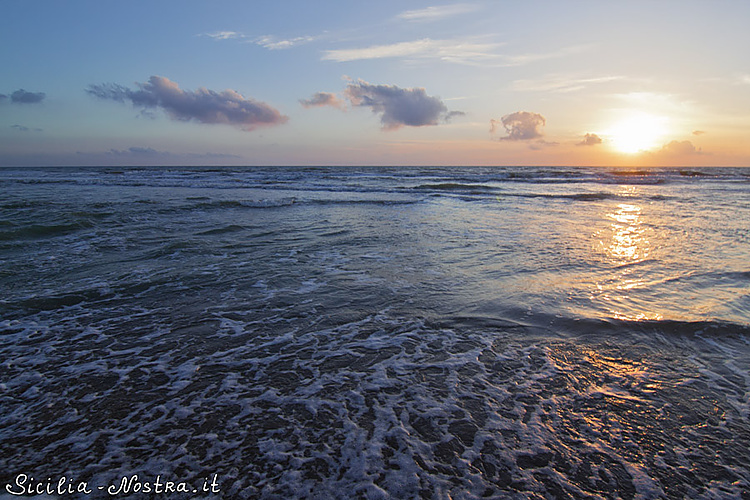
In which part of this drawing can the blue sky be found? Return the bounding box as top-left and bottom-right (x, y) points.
(1, 0), (749, 166)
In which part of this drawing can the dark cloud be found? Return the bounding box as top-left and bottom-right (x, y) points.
(445, 110), (467, 121)
(11, 89), (46, 104)
(299, 92), (345, 109)
(342, 79), (459, 130)
(491, 111), (546, 141)
(86, 76), (288, 131)
(577, 133), (602, 146)
(11, 124), (43, 132)
(0, 89), (46, 104)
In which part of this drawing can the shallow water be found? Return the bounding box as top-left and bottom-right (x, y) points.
(1, 166), (749, 498)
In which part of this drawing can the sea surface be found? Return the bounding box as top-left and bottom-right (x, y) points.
(1, 166), (749, 499)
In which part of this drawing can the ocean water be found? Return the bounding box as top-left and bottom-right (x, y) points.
(1, 166), (749, 499)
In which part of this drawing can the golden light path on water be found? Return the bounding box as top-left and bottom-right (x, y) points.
(591, 186), (664, 322)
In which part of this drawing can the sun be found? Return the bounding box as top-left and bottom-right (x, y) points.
(606, 113), (669, 154)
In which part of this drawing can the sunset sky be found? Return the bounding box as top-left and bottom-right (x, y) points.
(1, 0), (749, 167)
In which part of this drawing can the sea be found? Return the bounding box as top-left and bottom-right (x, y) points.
(1, 166), (749, 499)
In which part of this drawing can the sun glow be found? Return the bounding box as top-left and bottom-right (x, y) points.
(607, 113), (668, 154)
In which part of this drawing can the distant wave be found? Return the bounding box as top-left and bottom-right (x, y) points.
(413, 183), (499, 194)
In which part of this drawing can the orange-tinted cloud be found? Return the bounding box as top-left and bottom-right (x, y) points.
(491, 111), (546, 141)
(577, 133), (602, 146)
(659, 140), (702, 155)
(299, 92), (345, 109)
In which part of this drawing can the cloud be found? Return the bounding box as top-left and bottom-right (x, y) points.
(396, 4), (480, 22)
(10, 124), (43, 132)
(0, 89), (46, 104)
(201, 31), (316, 50)
(299, 92), (345, 109)
(322, 37), (500, 65)
(501, 45), (591, 66)
(203, 31), (245, 40)
(491, 111), (546, 141)
(86, 76), (288, 131)
(342, 79), (459, 130)
(512, 74), (622, 93)
(323, 38), (588, 68)
(254, 35), (316, 50)
(12, 89), (46, 104)
(658, 140), (703, 156)
(692, 130), (706, 136)
(577, 133), (602, 146)
(444, 110), (466, 121)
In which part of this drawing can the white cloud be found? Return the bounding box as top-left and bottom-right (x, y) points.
(512, 74), (622, 93)
(500, 45), (592, 66)
(254, 35), (316, 50)
(201, 31), (316, 50)
(396, 3), (480, 22)
(203, 31), (245, 40)
(323, 39), (590, 67)
(322, 37), (500, 64)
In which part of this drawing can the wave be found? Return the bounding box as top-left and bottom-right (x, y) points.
(197, 224), (248, 236)
(413, 183), (499, 194)
(193, 198), (298, 210)
(0, 221), (95, 241)
(491, 191), (620, 202)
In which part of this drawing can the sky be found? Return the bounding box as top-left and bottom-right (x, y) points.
(1, 0), (749, 167)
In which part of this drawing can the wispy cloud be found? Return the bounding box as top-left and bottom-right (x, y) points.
(501, 45), (592, 66)
(322, 37), (500, 64)
(86, 76), (288, 131)
(323, 38), (589, 67)
(201, 30), (317, 50)
(254, 35), (316, 50)
(396, 3), (480, 22)
(512, 74), (622, 93)
(203, 31), (246, 41)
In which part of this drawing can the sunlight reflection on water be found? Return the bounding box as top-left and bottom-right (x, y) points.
(590, 188), (665, 321)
